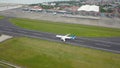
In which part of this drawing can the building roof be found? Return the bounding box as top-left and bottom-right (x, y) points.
(77, 5), (99, 12)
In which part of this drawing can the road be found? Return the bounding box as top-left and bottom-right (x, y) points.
(0, 17), (120, 53)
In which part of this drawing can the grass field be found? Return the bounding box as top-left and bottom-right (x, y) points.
(0, 63), (13, 68)
(10, 18), (120, 37)
(0, 37), (120, 68)
(0, 16), (4, 19)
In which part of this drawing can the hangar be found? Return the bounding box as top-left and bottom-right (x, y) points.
(77, 5), (99, 12)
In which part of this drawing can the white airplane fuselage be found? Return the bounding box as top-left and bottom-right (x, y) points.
(56, 34), (76, 42)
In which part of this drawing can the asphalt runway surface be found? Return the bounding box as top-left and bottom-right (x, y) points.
(0, 17), (120, 53)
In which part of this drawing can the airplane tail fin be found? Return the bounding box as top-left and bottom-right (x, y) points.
(71, 35), (76, 39)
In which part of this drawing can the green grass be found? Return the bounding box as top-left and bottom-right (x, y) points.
(0, 37), (120, 68)
(0, 63), (13, 68)
(0, 16), (4, 19)
(10, 18), (120, 37)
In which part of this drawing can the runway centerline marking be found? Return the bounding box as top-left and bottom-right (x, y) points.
(95, 43), (111, 47)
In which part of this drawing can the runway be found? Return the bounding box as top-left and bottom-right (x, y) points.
(0, 17), (120, 53)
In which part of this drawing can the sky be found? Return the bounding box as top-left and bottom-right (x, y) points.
(0, 0), (69, 4)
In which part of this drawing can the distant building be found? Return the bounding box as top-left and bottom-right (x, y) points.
(77, 5), (99, 12)
(42, 2), (56, 6)
(30, 6), (43, 11)
(77, 5), (100, 16)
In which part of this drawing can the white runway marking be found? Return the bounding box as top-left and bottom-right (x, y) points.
(95, 43), (111, 47)
(0, 34), (13, 42)
(0, 60), (21, 68)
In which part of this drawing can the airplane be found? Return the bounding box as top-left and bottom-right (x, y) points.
(56, 34), (76, 42)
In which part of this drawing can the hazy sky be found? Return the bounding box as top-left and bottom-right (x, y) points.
(0, 0), (69, 4)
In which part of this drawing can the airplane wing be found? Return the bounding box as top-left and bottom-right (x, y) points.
(61, 37), (66, 42)
(65, 34), (70, 36)
(56, 35), (66, 42)
(65, 35), (76, 39)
